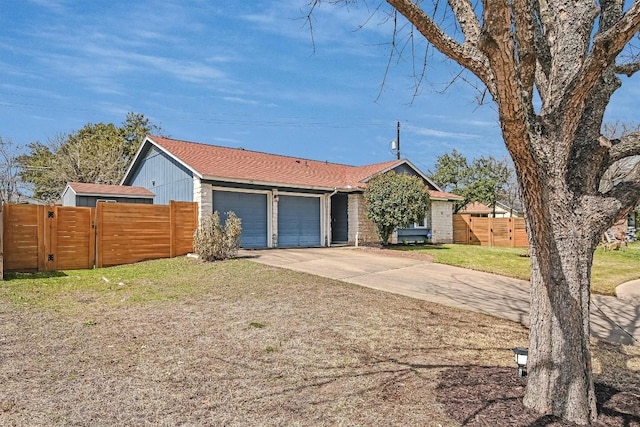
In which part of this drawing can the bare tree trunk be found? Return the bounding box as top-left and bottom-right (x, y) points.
(524, 231), (598, 422)
(517, 148), (599, 423)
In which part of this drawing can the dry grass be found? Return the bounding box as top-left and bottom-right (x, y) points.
(1, 257), (638, 426)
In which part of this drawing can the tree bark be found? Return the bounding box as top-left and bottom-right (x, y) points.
(521, 184), (598, 423)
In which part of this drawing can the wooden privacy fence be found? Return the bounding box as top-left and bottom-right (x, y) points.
(2, 201), (198, 272)
(453, 214), (528, 247)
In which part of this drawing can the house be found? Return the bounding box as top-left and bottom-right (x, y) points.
(121, 135), (463, 248)
(459, 201), (522, 218)
(62, 182), (155, 207)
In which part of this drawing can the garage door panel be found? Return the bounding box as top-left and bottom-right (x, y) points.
(278, 195), (321, 247)
(213, 191), (267, 248)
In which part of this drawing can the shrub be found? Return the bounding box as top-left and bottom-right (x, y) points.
(193, 211), (242, 261)
(364, 171), (430, 245)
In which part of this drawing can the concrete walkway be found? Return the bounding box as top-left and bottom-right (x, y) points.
(247, 246), (640, 346)
(617, 279), (640, 303)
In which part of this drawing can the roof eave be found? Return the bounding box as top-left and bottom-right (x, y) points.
(359, 159), (444, 192)
(121, 135), (203, 185)
(73, 192), (155, 198)
(430, 197), (462, 202)
(201, 175), (358, 192)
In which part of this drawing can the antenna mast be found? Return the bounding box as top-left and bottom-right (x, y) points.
(396, 121), (400, 160)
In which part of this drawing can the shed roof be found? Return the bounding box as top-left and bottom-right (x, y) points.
(65, 182), (155, 198)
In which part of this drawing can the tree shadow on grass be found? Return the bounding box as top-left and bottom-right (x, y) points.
(3, 271), (68, 280)
(436, 366), (640, 426)
(393, 243), (450, 251)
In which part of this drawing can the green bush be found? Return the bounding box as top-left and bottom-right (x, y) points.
(193, 211), (242, 261)
(364, 171), (430, 245)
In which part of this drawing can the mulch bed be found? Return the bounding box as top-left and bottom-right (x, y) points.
(437, 366), (640, 426)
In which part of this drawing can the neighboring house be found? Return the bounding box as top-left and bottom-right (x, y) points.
(459, 201), (522, 218)
(121, 135), (462, 248)
(61, 182), (155, 207)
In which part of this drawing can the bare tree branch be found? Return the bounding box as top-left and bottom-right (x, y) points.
(447, 0), (481, 42)
(598, 160), (640, 220)
(615, 60), (640, 76)
(565, 1), (640, 135)
(533, 0), (552, 90)
(386, 0), (496, 95)
(477, 0), (538, 160)
(532, 0), (552, 95)
(512, 0), (537, 103)
(607, 132), (640, 165)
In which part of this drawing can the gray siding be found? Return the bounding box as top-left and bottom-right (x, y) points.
(127, 146), (193, 205)
(391, 164), (437, 190)
(62, 189), (76, 206)
(76, 196), (153, 207)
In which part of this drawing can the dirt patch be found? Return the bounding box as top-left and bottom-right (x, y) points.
(1, 258), (638, 426)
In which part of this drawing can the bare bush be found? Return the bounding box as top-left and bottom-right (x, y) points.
(193, 211), (242, 261)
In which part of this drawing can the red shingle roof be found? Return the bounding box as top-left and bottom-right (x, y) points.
(67, 182), (154, 198)
(429, 190), (464, 201)
(149, 135), (401, 190)
(144, 136), (462, 201)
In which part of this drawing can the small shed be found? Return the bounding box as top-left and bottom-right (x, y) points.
(62, 182), (155, 207)
(459, 201), (522, 218)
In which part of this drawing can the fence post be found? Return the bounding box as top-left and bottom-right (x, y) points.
(0, 205), (3, 280)
(510, 217), (515, 248)
(170, 200), (176, 258)
(36, 205), (46, 271)
(95, 202), (103, 268)
(89, 207), (96, 269)
(489, 217), (494, 247)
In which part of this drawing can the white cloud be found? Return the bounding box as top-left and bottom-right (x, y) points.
(222, 97), (261, 106)
(407, 124), (481, 140)
(26, 0), (69, 13)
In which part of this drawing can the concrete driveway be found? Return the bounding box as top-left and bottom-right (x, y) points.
(247, 246), (640, 346)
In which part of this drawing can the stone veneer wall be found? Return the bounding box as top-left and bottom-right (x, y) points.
(193, 177), (212, 221)
(348, 193), (379, 245)
(430, 200), (454, 243)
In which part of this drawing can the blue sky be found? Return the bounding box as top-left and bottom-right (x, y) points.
(2, 0), (639, 173)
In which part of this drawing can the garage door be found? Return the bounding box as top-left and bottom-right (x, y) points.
(278, 195), (321, 247)
(213, 190), (268, 248)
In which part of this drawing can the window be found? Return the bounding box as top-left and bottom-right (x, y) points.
(409, 215), (429, 229)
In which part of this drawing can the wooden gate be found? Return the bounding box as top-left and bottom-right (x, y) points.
(453, 214), (528, 247)
(48, 206), (96, 271)
(2, 204), (95, 272)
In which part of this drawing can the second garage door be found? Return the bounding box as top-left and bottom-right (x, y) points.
(278, 195), (321, 247)
(213, 190), (268, 248)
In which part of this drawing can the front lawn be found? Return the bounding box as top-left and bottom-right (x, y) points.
(396, 242), (640, 295)
(1, 257), (639, 425)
